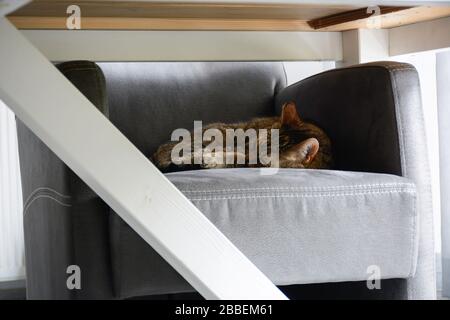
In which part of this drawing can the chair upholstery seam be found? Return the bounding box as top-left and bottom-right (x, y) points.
(23, 187), (72, 216)
(180, 183), (415, 193)
(23, 195), (72, 216)
(24, 186), (71, 205)
(187, 189), (416, 201)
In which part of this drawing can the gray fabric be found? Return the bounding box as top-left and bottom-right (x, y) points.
(16, 119), (75, 299)
(16, 61), (114, 299)
(57, 61), (109, 116)
(109, 168), (418, 298)
(276, 61), (435, 299)
(382, 63), (435, 300)
(275, 63), (401, 174)
(97, 62), (287, 156)
(0, 280), (26, 300)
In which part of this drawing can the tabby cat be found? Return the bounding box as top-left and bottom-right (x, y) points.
(152, 102), (333, 172)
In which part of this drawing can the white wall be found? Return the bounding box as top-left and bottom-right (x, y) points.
(283, 61), (336, 85)
(436, 49), (450, 297)
(0, 100), (25, 282)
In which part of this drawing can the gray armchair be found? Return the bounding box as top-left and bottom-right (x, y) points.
(16, 61), (435, 299)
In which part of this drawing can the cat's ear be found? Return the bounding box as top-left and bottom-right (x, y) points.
(281, 102), (302, 127)
(296, 138), (319, 166)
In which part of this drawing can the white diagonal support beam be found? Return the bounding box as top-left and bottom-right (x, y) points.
(0, 18), (287, 300)
(0, 0), (30, 17)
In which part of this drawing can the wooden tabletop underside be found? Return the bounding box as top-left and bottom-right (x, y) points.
(7, 1), (450, 31)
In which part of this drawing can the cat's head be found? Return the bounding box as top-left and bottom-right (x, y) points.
(278, 102), (333, 169)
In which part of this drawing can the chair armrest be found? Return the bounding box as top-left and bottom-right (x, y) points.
(16, 61), (113, 299)
(276, 61), (435, 299)
(16, 118), (75, 299)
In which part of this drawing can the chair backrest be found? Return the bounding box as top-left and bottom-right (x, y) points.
(97, 62), (287, 156)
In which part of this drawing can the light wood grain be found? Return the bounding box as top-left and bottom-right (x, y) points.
(320, 5), (450, 31)
(10, 1), (358, 20)
(9, 16), (314, 31)
(7, 1), (450, 31)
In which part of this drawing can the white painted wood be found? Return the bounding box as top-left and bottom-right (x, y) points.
(339, 28), (389, 67)
(0, 18), (287, 300)
(339, 29), (360, 67)
(20, 29), (342, 62)
(389, 16), (450, 56)
(0, 0), (30, 17)
(358, 28), (389, 63)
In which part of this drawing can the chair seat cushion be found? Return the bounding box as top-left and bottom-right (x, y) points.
(109, 168), (418, 298)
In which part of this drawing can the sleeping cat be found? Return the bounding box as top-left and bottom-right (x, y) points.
(152, 102), (333, 172)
